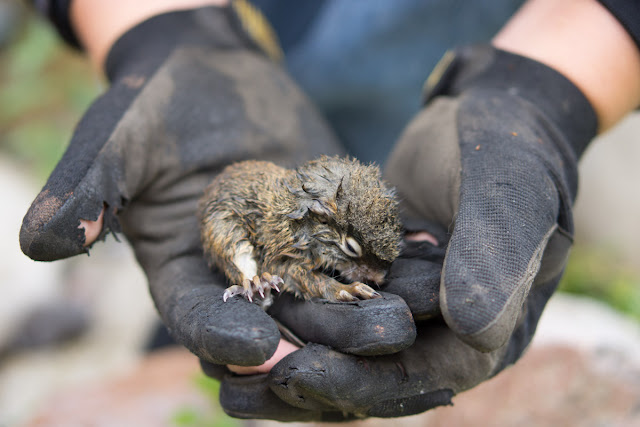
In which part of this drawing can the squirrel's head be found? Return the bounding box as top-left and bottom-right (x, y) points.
(285, 156), (402, 284)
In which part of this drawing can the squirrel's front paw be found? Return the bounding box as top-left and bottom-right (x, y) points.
(334, 282), (381, 302)
(223, 272), (283, 303)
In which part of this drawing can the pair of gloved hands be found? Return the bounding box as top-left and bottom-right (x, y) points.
(20, 5), (596, 421)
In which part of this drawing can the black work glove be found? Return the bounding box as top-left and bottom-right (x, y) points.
(386, 45), (596, 352)
(208, 45), (598, 421)
(20, 5), (416, 376)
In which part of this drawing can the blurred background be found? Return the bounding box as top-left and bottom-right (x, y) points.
(1, 2), (639, 426)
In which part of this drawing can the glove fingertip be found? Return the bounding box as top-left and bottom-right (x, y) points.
(440, 281), (521, 352)
(220, 373), (332, 421)
(181, 299), (281, 366)
(20, 212), (86, 262)
(20, 188), (113, 261)
(269, 293), (416, 356)
(206, 324), (281, 365)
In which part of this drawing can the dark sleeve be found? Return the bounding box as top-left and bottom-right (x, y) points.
(30, 0), (81, 49)
(31, 0), (327, 54)
(250, 0), (326, 52)
(597, 0), (640, 51)
(30, 0), (640, 56)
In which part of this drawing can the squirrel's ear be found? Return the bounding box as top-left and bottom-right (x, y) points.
(335, 177), (345, 201)
(288, 198), (337, 220)
(309, 198), (337, 217)
(287, 207), (307, 220)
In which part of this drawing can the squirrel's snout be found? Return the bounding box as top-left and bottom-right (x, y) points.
(340, 264), (387, 285)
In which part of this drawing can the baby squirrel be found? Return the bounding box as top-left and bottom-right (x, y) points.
(198, 155), (402, 306)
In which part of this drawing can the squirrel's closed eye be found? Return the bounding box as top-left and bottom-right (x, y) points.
(340, 236), (363, 258)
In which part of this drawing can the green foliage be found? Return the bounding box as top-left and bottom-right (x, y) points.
(0, 13), (99, 181)
(170, 375), (240, 427)
(559, 245), (640, 322)
(194, 374), (224, 400)
(173, 408), (202, 426)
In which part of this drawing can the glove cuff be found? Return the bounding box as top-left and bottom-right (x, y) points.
(104, 2), (281, 82)
(423, 45), (598, 158)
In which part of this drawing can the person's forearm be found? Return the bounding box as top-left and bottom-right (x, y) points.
(493, 0), (640, 133)
(71, 0), (229, 71)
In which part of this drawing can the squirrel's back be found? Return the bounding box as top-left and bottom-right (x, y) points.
(202, 160), (288, 205)
(198, 160), (296, 255)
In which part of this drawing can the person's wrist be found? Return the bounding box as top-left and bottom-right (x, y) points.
(492, 0), (640, 133)
(70, 0), (229, 71)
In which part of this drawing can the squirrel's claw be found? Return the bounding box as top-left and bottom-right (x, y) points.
(333, 282), (381, 302)
(253, 276), (265, 298)
(337, 290), (359, 301)
(222, 284), (250, 302)
(262, 272), (283, 292)
(223, 273), (283, 304)
(353, 282), (382, 299)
